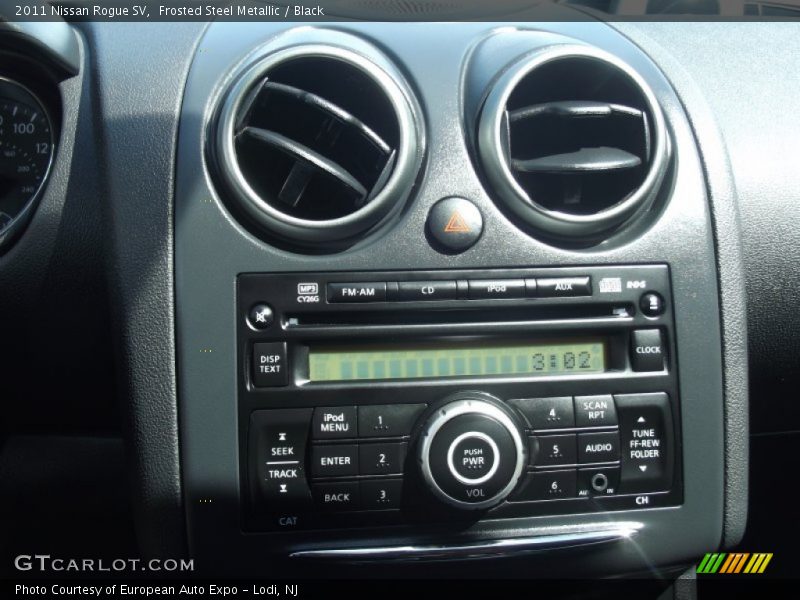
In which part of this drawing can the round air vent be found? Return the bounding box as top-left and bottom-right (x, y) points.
(477, 45), (670, 241)
(212, 44), (422, 247)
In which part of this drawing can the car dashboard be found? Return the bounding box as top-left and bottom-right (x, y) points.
(1, 2), (799, 594)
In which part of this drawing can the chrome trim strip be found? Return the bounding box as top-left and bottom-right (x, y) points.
(290, 524), (641, 562)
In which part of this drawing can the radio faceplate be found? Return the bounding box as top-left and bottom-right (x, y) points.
(237, 265), (682, 533)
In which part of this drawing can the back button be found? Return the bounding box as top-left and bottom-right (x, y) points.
(313, 482), (360, 512)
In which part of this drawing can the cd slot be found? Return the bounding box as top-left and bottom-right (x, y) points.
(286, 304), (633, 328)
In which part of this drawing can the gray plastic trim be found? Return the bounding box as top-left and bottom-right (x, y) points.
(613, 22), (750, 549)
(0, 21), (80, 76)
(477, 44), (670, 239)
(177, 22), (726, 575)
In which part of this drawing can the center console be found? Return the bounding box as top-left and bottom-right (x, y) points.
(174, 16), (741, 576)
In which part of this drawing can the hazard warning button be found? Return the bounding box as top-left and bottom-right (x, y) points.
(426, 197), (483, 253)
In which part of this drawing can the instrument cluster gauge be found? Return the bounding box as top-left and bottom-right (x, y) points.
(0, 76), (56, 249)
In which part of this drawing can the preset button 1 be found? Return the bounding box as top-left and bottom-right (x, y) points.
(358, 404), (427, 438)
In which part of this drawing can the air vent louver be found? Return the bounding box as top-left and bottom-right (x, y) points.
(478, 47), (670, 241)
(213, 45), (421, 247)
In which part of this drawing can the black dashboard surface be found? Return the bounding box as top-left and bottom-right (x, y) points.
(0, 7), (799, 589)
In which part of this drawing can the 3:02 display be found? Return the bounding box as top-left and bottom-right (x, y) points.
(308, 339), (606, 382)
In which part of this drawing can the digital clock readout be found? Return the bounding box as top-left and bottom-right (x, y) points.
(308, 340), (605, 382)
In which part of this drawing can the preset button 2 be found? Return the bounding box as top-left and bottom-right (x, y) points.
(359, 442), (407, 476)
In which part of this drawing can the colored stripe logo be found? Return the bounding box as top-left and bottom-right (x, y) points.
(697, 553), (773, 574)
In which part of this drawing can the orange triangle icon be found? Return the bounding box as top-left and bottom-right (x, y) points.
(443, 210), (471, 233)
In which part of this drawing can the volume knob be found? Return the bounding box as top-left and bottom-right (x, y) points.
(417, 393), (526, 510)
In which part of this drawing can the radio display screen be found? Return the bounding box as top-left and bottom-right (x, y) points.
(308, 339), (606, 382)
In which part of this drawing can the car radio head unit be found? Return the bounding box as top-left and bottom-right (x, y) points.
(237, 264), (681, 533)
